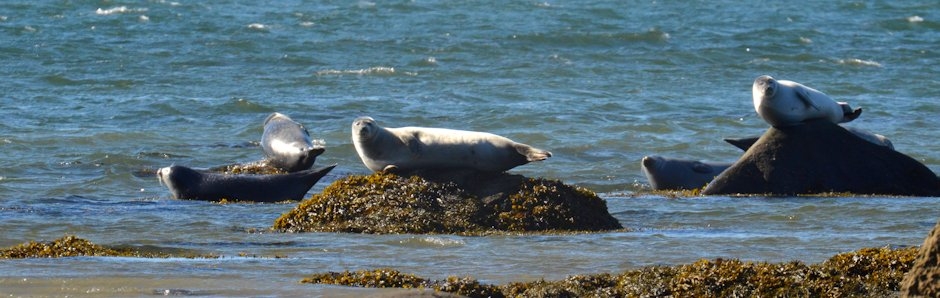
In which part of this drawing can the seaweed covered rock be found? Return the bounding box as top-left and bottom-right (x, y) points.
(273, 171), (622, 234)
(703, 119), (940, 196)
(0, 235), (118, 258)
(302, 246), (918, 297)
(302, 268), (503, 297)
(0, 235), (218, 259)
(209, 161), (287, 175)
(902, 220), (940, 297)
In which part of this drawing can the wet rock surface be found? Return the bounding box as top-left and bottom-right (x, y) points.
(273, 170), (622, 234)
(703, 119), (940, 196)
(902, 220), (940, 297)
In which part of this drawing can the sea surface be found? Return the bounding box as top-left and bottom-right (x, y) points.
(2, 0), (940, 296)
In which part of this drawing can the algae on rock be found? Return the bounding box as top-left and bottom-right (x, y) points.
(0, 235), (217, 259)
(274, 171), (622, 234)
(302, 246), (918, 298)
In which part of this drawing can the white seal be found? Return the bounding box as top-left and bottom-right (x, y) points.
(752, 75), (862, 127)
(261, 112), (324, 172)
(351, 116), (552, 173)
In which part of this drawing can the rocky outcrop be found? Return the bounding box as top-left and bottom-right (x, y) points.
(902, 220), (940, 297)
(273, 170), (622, 234)
(703, 119), (940, 196)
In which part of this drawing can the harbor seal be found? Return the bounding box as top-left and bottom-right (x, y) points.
(752, 75), (862, 127)
(261, 112), (324, 172)
(351, 116), (552, 173)
(641, 155), (731, 190)
(157, 164), (336, 202)
(703, 119), (940, 196)
(724, 126), (894, 151)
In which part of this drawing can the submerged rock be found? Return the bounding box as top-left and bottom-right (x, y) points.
(273, 171), (622, 234)
(0, 235), (211, 259)
(901, 220), (940, 297)
(303, 246), (918, 297)
(703, 119), (940, 196)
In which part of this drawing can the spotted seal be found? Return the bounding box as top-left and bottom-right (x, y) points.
(351, 116), (551, 173)
(641, 155), (731, 190)
(261, 112), (324, 172)
(157, 164), (335, 202)
(752, 75), (862, 127)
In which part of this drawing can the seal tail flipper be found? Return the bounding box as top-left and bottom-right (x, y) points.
(838, 103), (862, 123)
(304, 164), (336, 184)
(517, 144), (552, 162)
(305, 147), (326, 158)
(723, 137), (759, 151)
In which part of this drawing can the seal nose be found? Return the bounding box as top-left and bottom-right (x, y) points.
(641, 156), (658, 168)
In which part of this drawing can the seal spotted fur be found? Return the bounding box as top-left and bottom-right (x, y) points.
(351, 116), (551, 173)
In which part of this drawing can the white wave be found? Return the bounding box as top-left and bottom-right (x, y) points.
(838, 58), (882, 67)
(96, 6), (146, 15)
(247, 23), (268, 30)
(316, 66), (400, 76)
(908, 15), (924, 23)
(400, 236), (465, 247)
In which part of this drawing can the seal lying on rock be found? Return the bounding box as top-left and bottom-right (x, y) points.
(157, 164), (336, 202)
(752, 75), (862, 127)
(703, 119), (940, 196)
(641, 156), (731, 191)
(261, 112), (324, 172)
(724, 126), (894, 151)
(351, 116), (551, 173)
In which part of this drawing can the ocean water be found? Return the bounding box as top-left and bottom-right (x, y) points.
(2, 0), (940, 295)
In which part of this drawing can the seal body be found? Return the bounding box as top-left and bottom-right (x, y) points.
(157, 164), (335, 202)
(261, 112), (324, 172)
(703, 119), (940, 196)
(351, 116), (551, 173)
(641, 155), (730, 190)
(725, 126), (894, 151)
(752, 75), (862, 127)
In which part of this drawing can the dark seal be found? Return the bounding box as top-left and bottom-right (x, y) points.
(157, 164), (336, 202)
(703, 119), (940, 196)
(641, 155), (731, 191)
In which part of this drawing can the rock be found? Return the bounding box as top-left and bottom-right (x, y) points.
(702, 119), (940, 196)
(902, 220), (940, 297)
(273, 171), (622, 234)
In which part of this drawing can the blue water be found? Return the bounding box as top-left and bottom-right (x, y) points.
(2, 1), (940, 295)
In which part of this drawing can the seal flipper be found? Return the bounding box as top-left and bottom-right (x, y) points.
(724, 137), (759, 151)
(305, 147), (326, 158)
(838, 102), (862, 123)
(795, 86), (821, 111)
(407, 136), (422, 157)
(515, 144), (552, 162)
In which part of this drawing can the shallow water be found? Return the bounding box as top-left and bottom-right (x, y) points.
(2, 0), (940, 295)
